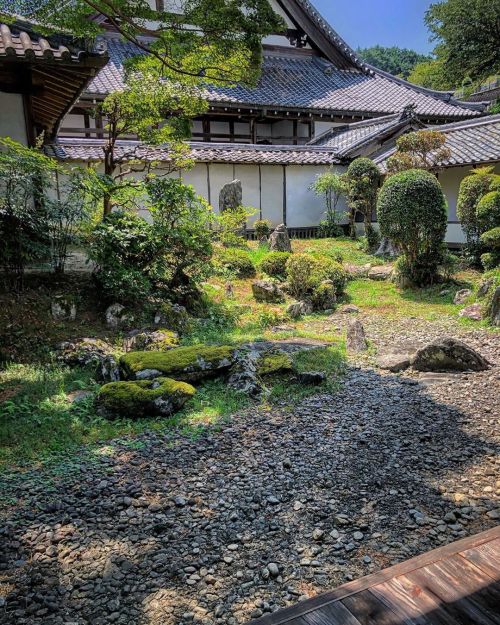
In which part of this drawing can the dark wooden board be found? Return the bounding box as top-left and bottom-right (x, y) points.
(248, 527), (500, 625)
(460, 540), (500, 581)
(341, 589), (403, 625)
(370, 575), (459, 625)
(302, 600), (363, 625)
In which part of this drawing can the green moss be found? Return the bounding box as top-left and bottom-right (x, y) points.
(120, 345), (235, 381)
(257, 353), (293, 376)
(97, 378), (195, 418)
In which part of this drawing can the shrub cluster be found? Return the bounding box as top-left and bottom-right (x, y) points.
(253, 219), (272, 239)
(214, 248), (256, 278)
(285, 253), (346, 299)
(260, 251), (291, 280)
(378, 169), (447, 286)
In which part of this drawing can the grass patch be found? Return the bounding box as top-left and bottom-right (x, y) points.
(270, 344), (346, 402)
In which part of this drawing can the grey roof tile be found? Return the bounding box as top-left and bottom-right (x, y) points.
(86, 39), (479, 120)
(46, 139), (341, 166)
(376, 115), (500, 170)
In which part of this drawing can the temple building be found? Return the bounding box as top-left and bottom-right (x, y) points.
(2, 1), (500, 243)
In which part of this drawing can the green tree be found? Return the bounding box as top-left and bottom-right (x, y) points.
(457, 167), (499, 266)
(345, 158), (380, 243)
(386, 130), (451, 176)
(407, 60), (456, 90)
(378, 169), (448, 286)
(425, 0), (500, 84)
(357, 45), (430, 78)
(5, 0), (284, 86)
(96, 71), (205, 216)
(310, 170), (346, 237)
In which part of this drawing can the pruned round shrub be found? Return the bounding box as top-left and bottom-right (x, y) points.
(214, 248), (256, 278)
(378, 169), (447, 286)
(254, 219), (272, 239)
(477, 191), (500, 232)
(481, 226), (500, 250)
(260, 251), (291, 280)
(480, 252), (499, 271)
(311, 280), (337, 311)
(286, 253), (346, 298)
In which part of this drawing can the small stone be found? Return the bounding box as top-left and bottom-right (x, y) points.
(267, 563), (279, 578)
(459, 304), (483, 321)
(312, 528), (325, 541)
(173, 495), (187, 507)
(346, 319), (368, 352)
(353, 531), (364, 541)
(454, 289), (472, 305)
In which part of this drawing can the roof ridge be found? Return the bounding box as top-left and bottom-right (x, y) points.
(364, 63), (485, 114)
(432, 113), (500, 132)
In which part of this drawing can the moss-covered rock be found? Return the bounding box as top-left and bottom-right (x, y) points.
(97, 377), (195, 418)
(120, 345), (235, 381)
(125, 329), (179, 352)
(153, 303), (191, 334)
(257, 353), (293, 376)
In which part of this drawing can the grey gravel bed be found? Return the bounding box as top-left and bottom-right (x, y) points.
(0, 319), (499, 625)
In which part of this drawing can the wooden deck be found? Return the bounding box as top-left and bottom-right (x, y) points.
(250, 526), (500, 625)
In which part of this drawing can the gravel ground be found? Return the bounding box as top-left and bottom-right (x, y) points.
(0, 317), (499, 625)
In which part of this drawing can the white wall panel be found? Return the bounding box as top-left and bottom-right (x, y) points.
(0, 92), (27, 144)
(260, 165), (284, 226)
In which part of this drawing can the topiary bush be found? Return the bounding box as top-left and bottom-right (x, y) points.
(260, 251), (291, 280)
(253, 219), (272, 239)
(477, 192), (500, 269)
(286, 253), (346, 298)
(345, 157), (380, 240)
(377, 169), (447, 286)
(214, 248), (256, 278)
(457, 168), (498, 266)
(87, 211), (158, 303)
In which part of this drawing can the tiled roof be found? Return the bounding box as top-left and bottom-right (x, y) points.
(0, 22), (98, 63)
(86, 39), (480, 120)
(307, 113), (425, 158)
(376, 114), (500, 171)
(46, 139), (341, 166)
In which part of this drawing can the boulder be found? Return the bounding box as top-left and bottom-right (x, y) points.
(459, 304), (483, 321)
(123, 329), (179, 352)
(96, 355), (121, 383)
(368, 265), (394, 281)
(344, 263), (370, 278)
(338, 304), (360, 314)
(412, 338), (490, 372)
(51, 295), (76, 321)
(153, 303), (190, 333)
(287, 300), (313, 319)
(219, 179), (242, 212)
(252, 280), (285, 303)
(490, 286), (500, 327)
(120, 345), (235, 382)
(477, 279), (493, 298)
(297, 371), (326, 385)
(374, 237), (400, 258)
(105, 303), (134, 329)
(227, 349), (263, 398)
(96, 377), (195, 419)
(256, 352), (293, 376)
(269, 224), (292, 253)
(55, 338), (113, 368)
(346, 319), (368, 352)
(453, 289), (472, 305)
(376, 353), (411, 372)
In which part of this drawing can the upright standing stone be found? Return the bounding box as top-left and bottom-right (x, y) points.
(269, 224), (292, 253)
(346, 318), (368, 352)
(219, 180), (242, 212)
(490, 286), (500, 327)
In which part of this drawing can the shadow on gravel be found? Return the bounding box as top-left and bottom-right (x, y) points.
(1, 367), (499, 624)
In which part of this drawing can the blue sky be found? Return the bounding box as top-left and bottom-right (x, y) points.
(313, 0), (435, 53)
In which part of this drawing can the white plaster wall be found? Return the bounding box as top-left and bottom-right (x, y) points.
(260, 165), (284, 225)
(235, 165), (261, 225)
(285, 165), (348, 227)
(0, 92), (27, 144)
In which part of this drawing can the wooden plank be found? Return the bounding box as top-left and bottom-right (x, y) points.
(460, 540), (500, 581)
(341, 589), (402, 625)
(302, 600), (363, 625)
(407, 555), (500, 625)
(248, 527), (500, 625)
(371, 576), (462, 625)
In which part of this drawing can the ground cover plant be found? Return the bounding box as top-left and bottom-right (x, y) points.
(1, 235), (496, 471)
